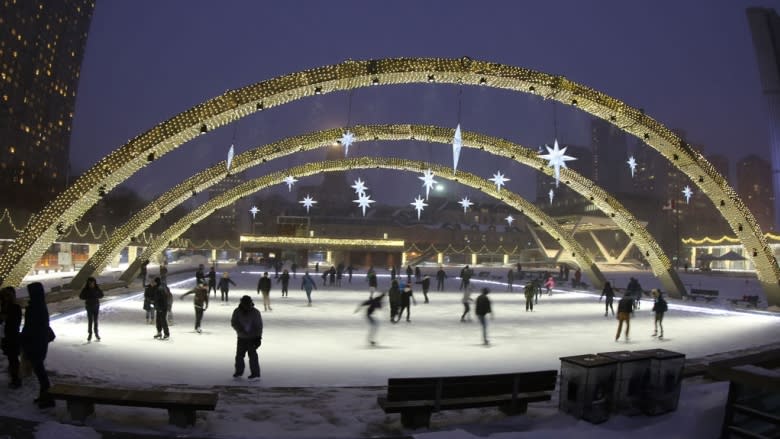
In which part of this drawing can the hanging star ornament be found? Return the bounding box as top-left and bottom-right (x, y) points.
(299, 194), (317, 213)
(283, 176), (298, 192)
(489, 171), (510, 192)
(627, 156), (637, 178)
(452, 123), (462, 173)
(353, 193), (375, 216)
(351, 178), (368, 196)
(418, 169), (438, 200)
(505, 215), (515, 226)
(682, 185), (693, 204)
(538, 139), (577, 187)
(458, 197), (474, 213)
(549, 189), (555, 204)
(249, 206), (259, 219)
(226, 144), (235, 173)
(410, 195), (428, 220)
(340, 130), (355, 157)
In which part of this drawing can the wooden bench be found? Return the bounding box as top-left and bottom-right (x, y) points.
(688, 288), (719, 302)
(48, 383), (218, 427)
(377, 370), (558, 428)
(728, 295), (761, 308)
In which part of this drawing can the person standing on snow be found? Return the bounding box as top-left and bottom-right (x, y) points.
(300, 271), (317, 306)
(397, 283), (416, 322)
(207, 266), (217, 297)
(151, 277), (170, 340)
(257, 272), (272, 311)
(231, 295), (263, 379)
(475, 287), (493, 345)
(436, 266), (447, 291)
(79, 277), (104, 342)
(181, 281), (209, 333)
(652, 289), (668, 339)
(416, 275), (431, 303)
(218, 272), (237, 303)
(21, 282), (55, 408)
(278, 269), (291, 297)
(388, 280), (401, 323)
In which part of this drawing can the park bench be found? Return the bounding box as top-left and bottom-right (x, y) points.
(728, 295), (761, 309)
(47, 383), (218, 427)
(688, 288), (719, 302)
(377, 370), (558, 428)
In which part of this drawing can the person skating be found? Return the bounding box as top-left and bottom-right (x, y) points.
(436, 266), (447, 291)
(347, 265), (353, 283)
(398, 283), (416, 322)
(355, 293), (385, 346)
(328, 266), (336, 286)
(544, 275), (555, 296)
(21, 282), (55, 408)
(367, 266), (378, 297)
(600, 281), (616, 317)
(388, 280), (401, 323)
(257, 272), (272, 311)
(195, 264), (206, 285)
(573, 268), (582, 288)
(231, 296), (263, 379)
(139, 259), (149, 287)
(301, 271), (317, 305)
(475, 288), (493, 345)
(414, 266), (422, 282)
(150, 278), (170, 340)
(626, 277), (643, 310)
(507, 269), (515, 292)
(416, 275), (431, 303)
(79, 277), (104, 342)
(1, 286), (22, 389)
(165, 282), (174, 326)
(651, 289), (668, 339)
(461, 288), (473, 322)
(278, 269), (291, 297)
(159, 261), (168, 285)
(218, 272), (237, 302)
(390, 266), (397, 282)
(615, 292), (635, 341)
(143, 280), (156, 324)
(524, 281), (535, 311)
(461, 265), (473, 292)
(406, 265), (413, 284)
(181, 281), (209, 333)
(321, 269), (328, 287)
(207, 266), (217, 297)
(336, 265), (343, 287)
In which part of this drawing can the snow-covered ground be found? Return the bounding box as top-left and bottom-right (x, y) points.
(2, 269), (778, 438)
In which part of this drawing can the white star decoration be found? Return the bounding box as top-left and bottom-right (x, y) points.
(489, 171), (510, 192)
(682, 185), (693, 204)
(299, 194), (317, 213)
(419, 169), (438, 200)
(627, 156), (637, 178)
(452, 124), (463, 173)
(227, 144), (235, 173)
(549, 189), (555, 204)
(340, 130), (355, 157)
(249, 206), (259, 219)
(410, 196), (428, 220)
(539, 139), (577, 187)
(351, 178), (368, 196)
(505, 215), (515, 226)
(458, 197), (473, 213)
(353, 193), (375, 216)
(283, 176), (298, 192)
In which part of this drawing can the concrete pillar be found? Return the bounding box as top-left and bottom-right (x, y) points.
(211, 249), (217, 263)
(503, 254), (509, 265)
(128, 246), (138, 264)
(437, 252), (443, 264)
(401, 252), (407, 266)
(471, 253), (477, 265)
(326, 250), (332, 265)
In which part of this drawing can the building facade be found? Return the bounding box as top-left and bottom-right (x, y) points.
(737, 154), (775, 232)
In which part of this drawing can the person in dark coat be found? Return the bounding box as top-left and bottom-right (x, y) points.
(615, 292), (635, 341)
(416, 275), (431, 303)
(414, 266), (422, 282)
(406, 265), (413, 283)
(79, 277), (104, 342)
(207, 267), (217, 297)
(278, 269), (291, 297)
(139, 259), (149, 287)
(328, 266), (336, 286)
(652, 289), (668, 339)
(355, 293), (385, 346)
(143, 281), (155, 324)
(347, 265), (353, 283)
(390, 266), (397, 281)
(397, 283), (416, 322)
(195, 264), (205, 285)
(436, 267), (447, 291)
(21, 282), (54, 408)
(507, 269), (515, 292)
(626, 277), (643, 310)
(599, 281), (616, 317)
(257, 272), (272, 311)
(367, 266), (378, 297)
(159, 262), (168, 285)
(231, 295), (263, 379)
(150, 277), (170, 340)
(301, 272), (317, 305)
(388, 280), (401, 323)
(523, 281), (536, 312)
(1, 286), (22, 389)
(181, 281), (209, 333)
(218, 272), (237, 303)
(475, 288), (493, 345)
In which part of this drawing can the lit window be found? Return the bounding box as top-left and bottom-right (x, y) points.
(8, 146), (14, 154)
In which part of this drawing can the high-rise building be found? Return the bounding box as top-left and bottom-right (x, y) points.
(707, 154), (730, 183)
(747, 7), (780, 229)
(591, 118), (628, 194)
(207, 173), (244, 237)
(536, 144), (592, 209)
(737, 154), (775, 231)
(0, 0), (95, 211)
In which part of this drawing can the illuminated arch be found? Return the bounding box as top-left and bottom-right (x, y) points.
(69, 125), (684, 296)
(122, 157), (607, 288)
(0, 58), (774, 304)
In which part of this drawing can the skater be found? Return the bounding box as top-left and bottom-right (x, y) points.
(524, 281), (535, 311)
(1, 286), (22, 389)
(336, 265), (343, 287)
(139, 259), (149, 287)
(231, 295), (263, 379)
(347, 265), (354, 283)
(652, 289), (668, 339)
(461, 287), (473, 322)
(573, 268), (582, 288)
(207, 266), (217, 297)
(143, 280), (156, 324)
(416, 274), (431, 303)
(398, 283), (416, 322)
(414, 266), (422, 282)
(321, 269), (328, 287)
(367, 266), (378, 297)
(165, 282), (174, 326)
(507, 269), (515, 292)
(406, 265), (413, 284)
(355, 293), (385, 346)
(436, 266), (447, 291)
(181, 281), (209, 333)
(615, 292), (635, 341)
(388, 280), (401, 322)
(278, 269), (290, 297)
(257, 272), (272, 311)
(600, 281), (616, 317)
(315, 262), (319, 273)
(544, 275), (555, 296)
(301, 271), (317, 305)
(21, 282), (55, 408)
(564, 264), (570, 281)
(159, 261), (168, 285)
(291, 262), (297, 279)
(390, 266), (397, 282)
(151, 277), (170, 340)
(461, 265), (473, 292)
(475, 287), (493, 345)
(328, 266), (336, 286)
(626, 277), (643, 310)
(79, 277), (104, 342)
(195, 264), (205, 285)
(219, 272), (237, 302)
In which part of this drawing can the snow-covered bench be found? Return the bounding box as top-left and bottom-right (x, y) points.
(688, 288), (719, 302)
(377, 370), (557, 428)
(48, 383), (218, 427)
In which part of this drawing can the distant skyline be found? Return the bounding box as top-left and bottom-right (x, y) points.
(69, 0), (780, 207)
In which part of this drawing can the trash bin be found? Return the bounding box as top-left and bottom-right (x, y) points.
(559, 354), (618, 423)
(597, 350), (652, 415)
(633, 348), (685, 415)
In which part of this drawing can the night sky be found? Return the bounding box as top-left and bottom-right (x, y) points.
(69, 0), (780, 208)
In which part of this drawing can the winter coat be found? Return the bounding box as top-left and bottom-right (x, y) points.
(388, 284), (401, 306)
(278, 272), (290, 287)
(79, 285), (104, 310)
(436, 269), (447, 281)
(475, 294), (492, 316)
(617, 296), (634, 314)
(1, 302), (22, 356)
(361, 295), (383, 316)
(368, 272), (378, 288)
(152, 285), (168, 311)
(600, 284), (615, 300)
(207, 270), (217, 286)
(301, 275), (317, 292)
(20, 282), (50, 356)
(544, 277), (555, 289)
(257, 276), (271, 294)
(219, 277), (236, 292)
(400, 286), (414, 306)
(195, 268), (205, 284)
(143, 284), (156, 310)
(416, 277), (430, 292)
(231, 303), (263, 340)
(182, 286), (209, 309)
(524, 283), (536, 300)
(653, 297), (668, 314)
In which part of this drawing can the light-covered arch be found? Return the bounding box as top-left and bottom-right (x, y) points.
(1, 58), (774, 304)
(69, 124), (684, 296)
(121, 157), (607, 289)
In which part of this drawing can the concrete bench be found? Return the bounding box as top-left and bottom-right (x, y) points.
(688, 288), (719, 302)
